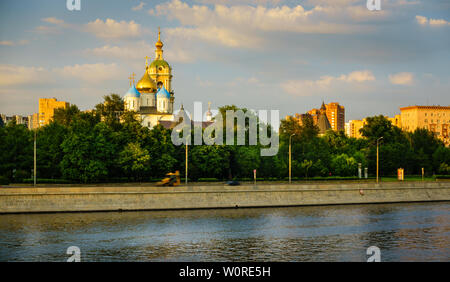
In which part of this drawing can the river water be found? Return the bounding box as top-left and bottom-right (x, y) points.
(0, 202), (449, 262)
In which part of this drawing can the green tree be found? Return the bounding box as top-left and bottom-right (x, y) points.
(145, 125), (177, 177)
(36, 122), (68, 179)
(433, 146), (450, 175)
(94, 94), (124, 130)
(60, 118), (118, 183)
(53, 105), (80, 126)
(331, 154), (358, 176)
(0, 120), (33, 180)
(119, 142), (151, 180)
(190, 145), (230, 180)
(234, 146), (260, 178)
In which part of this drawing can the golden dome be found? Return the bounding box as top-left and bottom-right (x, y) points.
(136, 71), (157, 92)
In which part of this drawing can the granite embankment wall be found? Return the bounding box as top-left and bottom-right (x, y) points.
(0, 182), (449, 213)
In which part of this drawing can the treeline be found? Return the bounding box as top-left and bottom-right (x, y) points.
(0, 94), (449, 183)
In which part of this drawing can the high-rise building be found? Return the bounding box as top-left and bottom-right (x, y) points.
(306, 102), (345, 132)
(39, 98), (69, 127)
(324, 102), (345, 131)
(400, 105), (450, 146)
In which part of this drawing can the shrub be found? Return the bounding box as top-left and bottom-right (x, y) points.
(0, 175), (10, 185)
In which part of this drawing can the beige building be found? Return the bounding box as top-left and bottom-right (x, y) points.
(347, 119), (367, 139)
(388, 114), (402, 128)
(28, 113), (39, 129)
(346, 115), (401, 139)
(38, 98), (69, 127)
(400, 105), (450, 146)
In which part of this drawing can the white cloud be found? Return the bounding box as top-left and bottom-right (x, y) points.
(282, 70), (375, 96)
(85, 42), (152, 60)
(0, 40), (29, 46)
(339, 70), (375, 82)
(389, 72), (413, 85)
(132, 2), (146, 11)
(0, 41), (14, 46)
(42, 17), (66, 26)
(84, 41), (194, 63)
(416, 15), (450, 26)
(56, 63), (123, 84)
(151, 0), (386, 48)
(0, 65), (51, 87)
(166, 26), (262, 48)
(0, 63), (124, 87)
(84, 19), (143, 40)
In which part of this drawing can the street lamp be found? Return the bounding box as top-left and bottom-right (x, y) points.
(34, 130), (36, 187)
(376, 137), (383, 184)
(185, 137), (188, 186)
(176, 127), (189, 186)
(289, 133), (296, 184)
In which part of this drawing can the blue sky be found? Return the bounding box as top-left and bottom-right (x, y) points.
(0, 0), (449, 121)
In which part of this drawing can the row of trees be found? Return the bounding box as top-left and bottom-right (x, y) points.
(0, 95), (449, 183)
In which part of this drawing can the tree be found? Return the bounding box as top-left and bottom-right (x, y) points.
(433, 146), (450, 175)
(60, 119), (118, 183)
(53, 105), (80, 126)
(119, 142), (151, 180)
(94, 94), (124, 130)
(0, 120), (33, 180)
(408, 128), (443, 174)
(145, 125), (177, 177)
(36, 122), (68, 179)
(360, 115), (413, 176)
(190, 145), (230, 180)
(300, 159), (313, 178)
(234, 146), (260, 178)
(331, 154), (358, 176)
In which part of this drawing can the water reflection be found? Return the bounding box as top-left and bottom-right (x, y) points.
(0, 202), (448, 261)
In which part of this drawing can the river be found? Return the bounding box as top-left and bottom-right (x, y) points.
(0, 202), (448, 262)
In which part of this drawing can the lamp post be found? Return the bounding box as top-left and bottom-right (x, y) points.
(289, 133), (296, 184)
(34, 130), (36, 187)
(185, 140), (188, 186)
(376, 137), (383, 184)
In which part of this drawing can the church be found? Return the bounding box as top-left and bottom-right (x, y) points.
(123, 28), (175, 128)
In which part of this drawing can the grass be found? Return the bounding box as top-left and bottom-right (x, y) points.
(3, 175), (448, 188)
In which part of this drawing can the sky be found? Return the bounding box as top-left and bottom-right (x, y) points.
(0, 0), (449, 121)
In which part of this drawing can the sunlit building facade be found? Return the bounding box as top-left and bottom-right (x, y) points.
(400, 105), (450, 146)
(38, 98), (69, 127)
